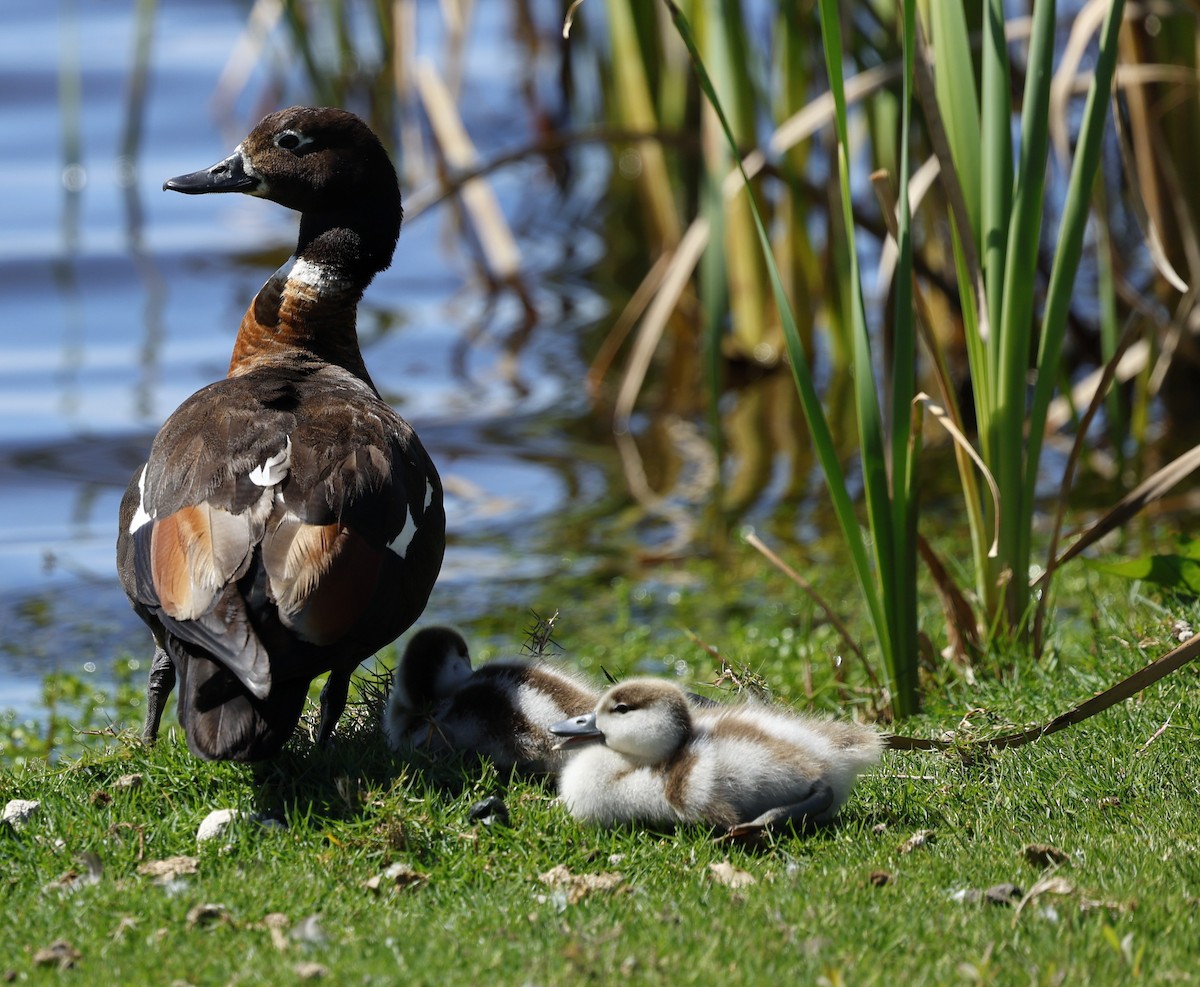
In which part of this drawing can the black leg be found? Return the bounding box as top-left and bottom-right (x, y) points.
(724, 779), (836, 839)
(142, 645), (177, 744)
(316, 668), (352, 747)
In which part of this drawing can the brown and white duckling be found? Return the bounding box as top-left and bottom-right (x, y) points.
(383, 626), (600, 774)
(550, 678), (882, 833)
(117, 107), (445, 762)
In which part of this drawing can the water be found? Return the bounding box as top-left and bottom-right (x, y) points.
(0, 0), (624, 717)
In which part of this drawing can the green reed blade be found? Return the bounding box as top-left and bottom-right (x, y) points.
(663, 0), (923, 712)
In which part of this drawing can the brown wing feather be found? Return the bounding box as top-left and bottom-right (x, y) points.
(149, 503), (257, 620)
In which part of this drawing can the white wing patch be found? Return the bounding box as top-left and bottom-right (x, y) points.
(128, 466), (155, 534)
(248, 436), (292, 487)
(388, 479), (436, 559)
(388, 508), (418, 560)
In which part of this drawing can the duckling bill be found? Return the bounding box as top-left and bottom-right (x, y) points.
(118, 107), (445, 762)
(550, 679), (882, 834)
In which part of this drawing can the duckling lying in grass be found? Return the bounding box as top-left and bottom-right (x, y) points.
(383, 626), (600, 773)
(550, 678), (882, 835)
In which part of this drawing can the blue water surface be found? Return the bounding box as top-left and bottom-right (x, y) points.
(0, 0), (617, 718)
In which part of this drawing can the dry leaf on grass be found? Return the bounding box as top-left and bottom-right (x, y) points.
(110, 916), (138, 942)
(707, 861), (756, 889)
(138, 856), (200, 880)
(899, 829), (935, 854)
(263, 913), (290, 951)
(537, 865), (627, 904)
(114, 774), (144, 790)
(186, 903), (230, 929)
(869, 870), (893, 887)
(1021, 843), (1069, 869)
(42, 852), (102, 895)
(365, 862), (428, 893)
(294, 962), (329, 980)
(1013, 873), (1133, 920)
(1012, 874), (1076, 922)
(33, 940), (80, 969)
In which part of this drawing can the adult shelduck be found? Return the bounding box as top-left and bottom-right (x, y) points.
(117, 107), (446, 762)
(550, 679), (881, 834)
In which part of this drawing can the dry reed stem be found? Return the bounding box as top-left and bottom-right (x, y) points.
(414, 59), (521, 281)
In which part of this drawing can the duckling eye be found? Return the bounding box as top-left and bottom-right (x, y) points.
(612, 703), (632, 715)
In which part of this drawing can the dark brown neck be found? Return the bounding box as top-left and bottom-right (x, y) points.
(227, 256), (376, 389)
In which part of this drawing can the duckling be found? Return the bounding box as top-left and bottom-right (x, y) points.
(117, 107), (445, 761)
(381, 626), (473, 748)
(550, 678), (881, 833)
(383, 626), (600, 774)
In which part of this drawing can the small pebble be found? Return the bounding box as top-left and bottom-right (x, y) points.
(197, 809), (244, 843)
(3, 799), (40, 829)
(467, 795), (509, 827)
(32, 940), (80, 970)
(196, 809), (285, 844)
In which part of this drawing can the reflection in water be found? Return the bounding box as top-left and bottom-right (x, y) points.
(0, 0), (880, 730)
(121, 0), (168, 422)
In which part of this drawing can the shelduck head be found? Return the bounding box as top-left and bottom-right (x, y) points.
(163, 106), (401, 278)
(551, 678), (693, 765)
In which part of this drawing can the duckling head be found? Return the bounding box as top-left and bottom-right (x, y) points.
(392, 626), (473, 714)
(551, 679), (692, 766)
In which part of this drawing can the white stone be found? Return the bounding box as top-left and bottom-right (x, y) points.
(196, 808), (286, 845)
(3, 798), (40, 829)
(196, 808), (244, 843)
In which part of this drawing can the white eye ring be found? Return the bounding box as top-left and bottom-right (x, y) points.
(274, 130), (312, 153)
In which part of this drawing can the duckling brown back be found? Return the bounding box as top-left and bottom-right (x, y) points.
(424, 659), (599, 773)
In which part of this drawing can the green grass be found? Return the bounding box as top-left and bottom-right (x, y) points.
(3, 570), (1200, 984)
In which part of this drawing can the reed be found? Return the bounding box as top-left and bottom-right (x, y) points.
(220, 0), (1200, 715)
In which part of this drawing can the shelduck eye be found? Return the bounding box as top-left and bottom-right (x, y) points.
(275, 130), (307, 153)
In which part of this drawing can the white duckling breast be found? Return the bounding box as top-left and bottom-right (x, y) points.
(553, 678), (882, 831)
(556, 742), (722, 827)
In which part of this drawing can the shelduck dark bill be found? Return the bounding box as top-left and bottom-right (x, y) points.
(117, 107), (445, 762)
